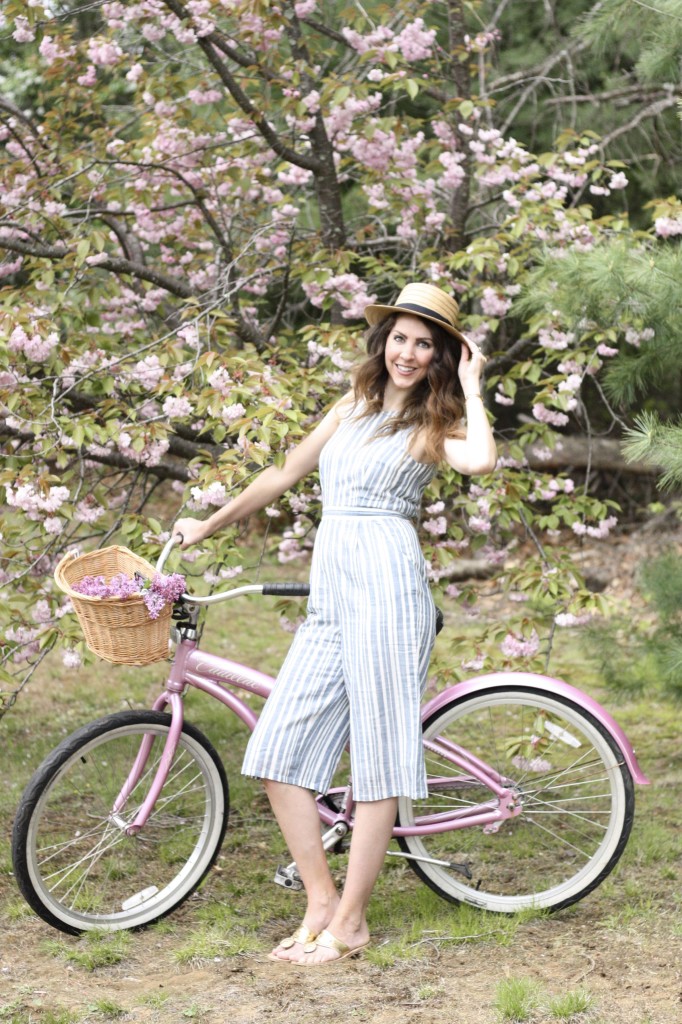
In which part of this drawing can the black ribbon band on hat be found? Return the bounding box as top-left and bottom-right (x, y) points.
(396, 302), (456, 330)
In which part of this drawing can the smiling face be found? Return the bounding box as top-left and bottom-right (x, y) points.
(383, 314), (436, 406)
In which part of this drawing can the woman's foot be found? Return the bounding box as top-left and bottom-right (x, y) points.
(268, 923), (318, 963)
(295, 919), (370, 966)
(269, 895), (340, 962)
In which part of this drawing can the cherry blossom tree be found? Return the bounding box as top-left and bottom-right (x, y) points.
(1, 0), (677, 715)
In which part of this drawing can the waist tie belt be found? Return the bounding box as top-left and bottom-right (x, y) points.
(322, 506), (412, 520)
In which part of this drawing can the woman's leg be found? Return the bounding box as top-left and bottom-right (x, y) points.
(298, 796), (398, 965)
(264, 780), (340, 960)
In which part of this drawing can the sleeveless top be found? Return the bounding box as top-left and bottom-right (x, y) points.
(319, 406), (436, 521)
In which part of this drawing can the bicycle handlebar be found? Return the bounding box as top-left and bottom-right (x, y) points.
(155, 533), (310, 605)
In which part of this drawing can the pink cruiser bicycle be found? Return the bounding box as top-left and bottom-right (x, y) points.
(12, 537), (649, 934)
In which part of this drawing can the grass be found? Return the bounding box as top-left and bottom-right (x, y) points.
(42, 931), (133, 971)
(172, 925), (262, 965)
(87, 1000), (125, 1019)
(493, 977), (541, 1021)
(0, 1012), (81, 1024)
(547, 987), (594, 1018)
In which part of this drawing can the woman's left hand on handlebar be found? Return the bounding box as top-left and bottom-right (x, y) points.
(173, 517), (209, 550)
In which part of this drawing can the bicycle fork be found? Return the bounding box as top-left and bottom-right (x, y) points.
(111, 690), (186, 836)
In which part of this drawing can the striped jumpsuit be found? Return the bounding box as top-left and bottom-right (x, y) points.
(242, 406), (437, 801)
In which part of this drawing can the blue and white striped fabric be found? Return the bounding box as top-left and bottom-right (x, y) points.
(241, 406), (437, 800)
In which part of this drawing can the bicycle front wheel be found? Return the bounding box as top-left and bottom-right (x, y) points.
(397, 687), (634, 913)
(12, 711), (229, 934)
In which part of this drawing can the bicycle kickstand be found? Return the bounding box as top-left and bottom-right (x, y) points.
(274, 821), (350, 891)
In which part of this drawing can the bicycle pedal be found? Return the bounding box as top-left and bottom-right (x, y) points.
(274, 864), (304, 891)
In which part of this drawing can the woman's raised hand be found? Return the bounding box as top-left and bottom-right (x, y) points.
(457, 341), (487, 396)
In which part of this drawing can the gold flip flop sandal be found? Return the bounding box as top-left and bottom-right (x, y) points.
(295, 928), (369, 967)
(267, 924), (318, 963)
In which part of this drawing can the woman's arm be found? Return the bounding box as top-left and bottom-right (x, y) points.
(442, 345), (497, 475)
(174, 398), (349, 547)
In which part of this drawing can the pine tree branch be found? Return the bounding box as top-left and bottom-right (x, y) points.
(600, 93), (680, 147)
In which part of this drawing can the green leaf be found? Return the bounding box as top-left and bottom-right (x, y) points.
(75, 239), (91, 266)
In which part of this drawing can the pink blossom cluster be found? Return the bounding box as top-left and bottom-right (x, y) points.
(500, 629), (540, 659)
(0, 256), (23, 280)
(624, 327), (654, 348)
(221, 402), (245, 424)
(75, 498), (106, 524)
(203, 565), (243, 585)
(532, 404), (569, 428)
(464, 29), (501, 53)
(13, 17), (36, 43)
(236, 11), (283, 50)
(302, 272), (377, 320)
(422, 516), (447, 536)
(532, 476), (575, 502)
(554, 611), (591, 627)
(125, 354), (165, 389)
(187, 88), (223, 106)
(342, 19), (435, 62)
(188, 480), (227, 510)
(87, 38), (123, 66)
(9, 325), (58, 363)
(39, 36), (76, 65)
(5, 483), (69, 520)
(207, 367), (232, 394)
(654, 216), (682, 238)
(5, 623), (41, 663)
(393, 18), (437, 61)
(294, 0), (318, 16)
(495, 388), (514, 407)
(571, 515), (618, 539)
(538, 327), (573, 351)
(162, 395), (193, 418)
(480, 288), (512, 318)
(72, 570), (186, 620)
(277, 520), (311, 563)
(117, 432), (170, 466)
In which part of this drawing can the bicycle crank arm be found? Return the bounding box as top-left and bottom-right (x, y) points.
(386, 849), (472, 879)
(274, 822), (350, 891)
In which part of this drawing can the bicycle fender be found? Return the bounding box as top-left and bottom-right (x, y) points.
(422, 671), (650, 785)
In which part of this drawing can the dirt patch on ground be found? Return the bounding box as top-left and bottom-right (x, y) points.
(2, 909), (680, 1023)
(3, 523), (681, 1024)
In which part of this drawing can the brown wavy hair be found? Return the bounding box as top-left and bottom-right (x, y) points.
(352, 313), (466, 464)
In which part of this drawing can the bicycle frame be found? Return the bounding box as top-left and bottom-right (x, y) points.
(116, 633), (649, 841)
(114, 533), (649, 849)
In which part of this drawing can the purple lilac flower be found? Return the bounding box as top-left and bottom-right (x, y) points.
(72, 569), (186, 619)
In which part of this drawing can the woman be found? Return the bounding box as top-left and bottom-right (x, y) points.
(175, 283), (497, 966)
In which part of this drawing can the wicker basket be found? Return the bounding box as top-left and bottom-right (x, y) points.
(54, 546), (171, 666)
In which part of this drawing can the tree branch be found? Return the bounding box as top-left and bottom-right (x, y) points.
(159, 0), (322, 172)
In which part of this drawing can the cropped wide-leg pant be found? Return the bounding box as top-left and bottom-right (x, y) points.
(241, 512), (436, 801)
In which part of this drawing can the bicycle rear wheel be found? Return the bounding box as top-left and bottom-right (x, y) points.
(12, 711), (229, 934)
(397, 687), (634, 913)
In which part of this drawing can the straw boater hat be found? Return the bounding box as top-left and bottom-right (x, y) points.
(364, 283), (478, 353)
